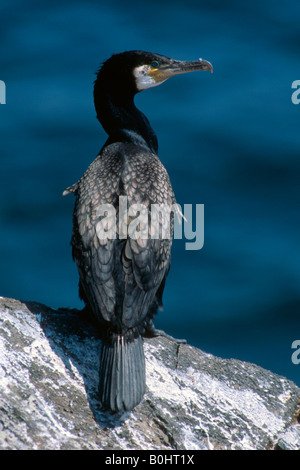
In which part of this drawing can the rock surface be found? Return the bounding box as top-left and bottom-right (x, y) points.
(0, 296), (299, 450)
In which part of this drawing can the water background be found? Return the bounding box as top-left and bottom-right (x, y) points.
(1, 0), (300, 385)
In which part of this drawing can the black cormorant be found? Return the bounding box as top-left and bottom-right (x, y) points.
(63, 50), (213, 412)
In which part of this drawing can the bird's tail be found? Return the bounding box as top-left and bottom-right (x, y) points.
(99, 332), (146, 412)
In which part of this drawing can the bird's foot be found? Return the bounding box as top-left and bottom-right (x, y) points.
(143, 323), (186, 344)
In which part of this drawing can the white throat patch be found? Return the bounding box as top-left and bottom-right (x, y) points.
(133, 65), (166, 91)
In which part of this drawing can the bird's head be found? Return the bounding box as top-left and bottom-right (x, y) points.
(94, 50), (213, 99)
(131, 51), (213, 92)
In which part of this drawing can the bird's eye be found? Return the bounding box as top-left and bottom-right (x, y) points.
(151, 61), (159, 68)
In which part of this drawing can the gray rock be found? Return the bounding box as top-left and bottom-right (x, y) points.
(0, 296), (299, 450)
(275, 424), (300, 450)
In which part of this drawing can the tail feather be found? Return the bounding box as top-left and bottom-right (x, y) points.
(99, 333), (146, 412)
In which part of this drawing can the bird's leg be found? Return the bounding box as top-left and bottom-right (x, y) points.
(143, 320), (186, 344)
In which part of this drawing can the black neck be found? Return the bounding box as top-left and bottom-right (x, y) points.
(94, 88), (158, 154)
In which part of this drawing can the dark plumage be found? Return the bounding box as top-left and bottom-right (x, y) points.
(64, 50), (212, 412)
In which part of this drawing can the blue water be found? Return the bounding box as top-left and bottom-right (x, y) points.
(1, 0), (300, 385)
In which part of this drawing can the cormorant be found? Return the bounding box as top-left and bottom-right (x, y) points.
(63, 50), (212, 412)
